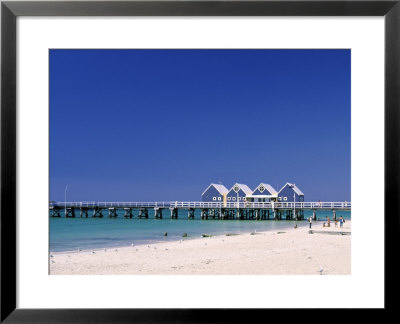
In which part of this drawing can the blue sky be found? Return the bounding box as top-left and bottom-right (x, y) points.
(50, 49), (350, 202)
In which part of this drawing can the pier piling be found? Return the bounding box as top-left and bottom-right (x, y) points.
(80, 208), (88, 218)
(138, 208), (149, 219)
(108, 208), (117, 218)
(65, 207), (75, 218)
(49, 201), (350, 222)
(170, 208), (178, 219)
(154, 208), (163, 219)
(124, 208), (133, 218)
(50, 207), (61, 218)
(187, 208), (195, 219)
(92, 207), (103, 218)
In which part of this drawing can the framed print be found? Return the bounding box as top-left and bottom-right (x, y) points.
(1, 0), (399, 322)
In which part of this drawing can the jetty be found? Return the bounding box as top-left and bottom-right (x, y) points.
(49, 201), (351, 220)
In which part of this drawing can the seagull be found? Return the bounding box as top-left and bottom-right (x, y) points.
(91, 250), (95, 254)
(154, 246), (157, 250)
(115, 248), (118, 252)
(131, 243), (134, 247)
(319, 267), (324, 275)
(50, 254), (54, 258)
(78, 248), (82, 252)
(147, 245), (150, 248)
(104, 248), (107, 251)
(165, 248), (168, 251)
(51, 260), (55, 263)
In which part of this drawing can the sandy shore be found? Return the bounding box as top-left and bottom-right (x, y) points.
(50, 221), (351, 275)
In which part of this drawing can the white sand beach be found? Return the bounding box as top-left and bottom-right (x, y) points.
(50, 220), (351, 275)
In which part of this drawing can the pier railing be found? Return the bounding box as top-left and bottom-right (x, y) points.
(49, 201), (351, 210)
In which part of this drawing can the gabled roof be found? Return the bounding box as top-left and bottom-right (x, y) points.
(278, 182), (304, 196)
(253, 183), (278, 196)
(201, 183), (229, 196)
(229, 183), (253, 196)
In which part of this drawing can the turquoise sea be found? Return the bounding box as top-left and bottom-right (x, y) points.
(49, 210), (351, 252)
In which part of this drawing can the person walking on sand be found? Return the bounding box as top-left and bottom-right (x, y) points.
(335, 219), (338, 227)
(339, 216), (343, 228)
(327, 216), (330, 227)
(308, 216), (312, 229)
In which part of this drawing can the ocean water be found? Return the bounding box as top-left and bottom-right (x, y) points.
(49, 209), (351, 252)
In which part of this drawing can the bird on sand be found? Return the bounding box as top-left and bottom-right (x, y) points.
(319, 267), (324, 275)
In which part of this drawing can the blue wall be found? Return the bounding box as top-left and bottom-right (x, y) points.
(278, 185), (304, 202)
(202, 186), (225, 202)
(252, 197), (273, 202)
(226, 188), (247, 202)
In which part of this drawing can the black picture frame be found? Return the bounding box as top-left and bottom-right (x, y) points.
(1, 0), (398, 322)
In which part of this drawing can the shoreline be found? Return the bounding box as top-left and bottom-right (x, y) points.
(50, 220), (351, 275)
(50, 219), (313, 254)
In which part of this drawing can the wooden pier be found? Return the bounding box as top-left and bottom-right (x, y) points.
(49, 201), (351, 221)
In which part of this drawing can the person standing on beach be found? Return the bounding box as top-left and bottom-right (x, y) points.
(327, 216), (330, 227)
(339, 216), (343, 228)
(309, 216), (312, 229)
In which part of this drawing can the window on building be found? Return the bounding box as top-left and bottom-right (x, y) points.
(278, 197), (282, 201)
(232, 197), (236, 201)
(213, 197), (216, 201)
(284, 197), (287, 201)
(228, 197), (231, 201)
(218, 197), (221, 201)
